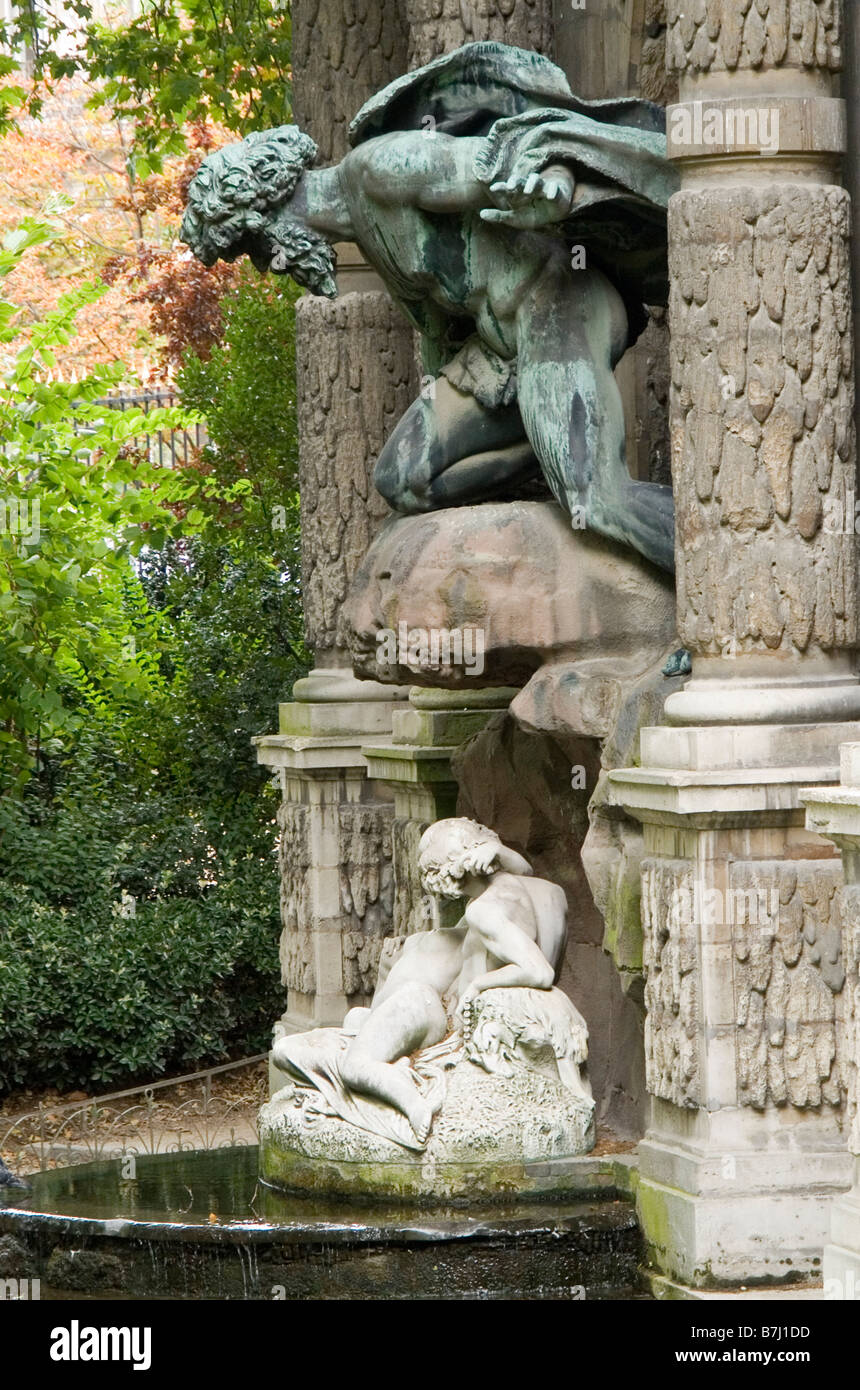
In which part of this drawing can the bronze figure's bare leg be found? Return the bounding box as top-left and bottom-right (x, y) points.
(373, 375), (540, 513)
(516, 257), (675, 574)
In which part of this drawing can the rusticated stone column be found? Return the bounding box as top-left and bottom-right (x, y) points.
(290, 0), (416, 689)
(295, 289), (417, 663)
(664, 0), (859, 727)
(606, 0), (860, 1288)
(406, 0), (552, 67)
(257, 1), (414, 1047)
(290, 0), (407, 168)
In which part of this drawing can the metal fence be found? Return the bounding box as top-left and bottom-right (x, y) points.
(75, 387), (207, 468)
(0, 1054), (268, 1173)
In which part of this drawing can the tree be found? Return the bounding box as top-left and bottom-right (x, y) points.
(0, 223), (307, 1094)
(0, 8), (308, 1093)
(101, 121), (239, 374)
(1, 0), (293, 162)
(0, 74), (237, 379)
(0, 215), (199, 791)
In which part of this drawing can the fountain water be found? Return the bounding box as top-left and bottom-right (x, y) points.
(0, 1146), (644, 1299)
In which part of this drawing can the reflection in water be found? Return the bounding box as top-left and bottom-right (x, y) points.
(8, 1146), (591, 1231)
(13, 1146), (266, 1227)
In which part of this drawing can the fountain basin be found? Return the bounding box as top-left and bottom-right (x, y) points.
(0, 1146), (644, 1299)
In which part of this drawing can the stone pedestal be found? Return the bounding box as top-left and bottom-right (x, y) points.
(347, 498), (682, 1132)
(606, 0), (859, 1286)
(611, 724), (854, 1285)
(801, 744), (860, 1296)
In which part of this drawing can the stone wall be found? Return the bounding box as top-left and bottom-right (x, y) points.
(454, 715), (646, 1136)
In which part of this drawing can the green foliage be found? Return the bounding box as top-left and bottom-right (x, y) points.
(0, 514), (303, 1092)
(0, 251), (307, 1096)
(0, 737), (283, 1090)
(180, 269), (300, 490)
(0, 53), (26, 137)
(143, 267), (308, 800)
(1, 0), (292, 161)
(0, 18), (309, 1079)
(0, 216), (201, 791)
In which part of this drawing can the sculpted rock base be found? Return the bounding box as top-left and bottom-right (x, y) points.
(348, 500), (677, 693)
(261, 981), (595, 1201)
(260, 1057), (594, 1200)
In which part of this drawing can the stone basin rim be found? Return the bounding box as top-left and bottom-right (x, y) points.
(0, 1200), (637, 1248)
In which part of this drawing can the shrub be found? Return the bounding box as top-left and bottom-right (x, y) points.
(0, 737), (283, 1092)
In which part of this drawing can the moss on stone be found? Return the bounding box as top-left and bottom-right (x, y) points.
(260, 1129), (636, 1204)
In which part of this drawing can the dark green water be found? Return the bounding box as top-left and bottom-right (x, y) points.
(10, 1145), (273, 1227)
(7, 1146), (606, 1230)
(8, 1145), (639, 1234)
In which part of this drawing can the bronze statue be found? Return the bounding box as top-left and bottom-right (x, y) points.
(182, 42), (678, 572)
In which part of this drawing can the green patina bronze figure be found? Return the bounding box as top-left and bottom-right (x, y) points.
(181, 42), (678, 572)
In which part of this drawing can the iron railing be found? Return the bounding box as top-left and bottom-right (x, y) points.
(76, 387), (207, 468)
(0, 1053), (268, 1173)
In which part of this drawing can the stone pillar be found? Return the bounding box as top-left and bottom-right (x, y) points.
(258, 1), (414, 1047)
(802, 746), (860, 1296)
(290, 0), (415, 695)
(664, 0), (856, 728)
(846, 3), (860, 396)
(607, 0), (859, 1287)
(406, 0), (552, 67)
(293, 276), (416, 699)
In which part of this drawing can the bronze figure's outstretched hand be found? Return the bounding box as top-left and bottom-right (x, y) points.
(481, 167), (575, 228)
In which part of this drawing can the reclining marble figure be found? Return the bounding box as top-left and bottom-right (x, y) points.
(271, 818), (591, 1151)
(181, 41), (678, 573)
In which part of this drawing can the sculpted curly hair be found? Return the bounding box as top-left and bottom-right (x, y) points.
(180, 126), (337, 297)
(417, 818), (504, 900)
